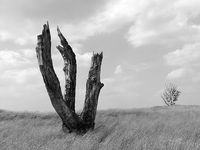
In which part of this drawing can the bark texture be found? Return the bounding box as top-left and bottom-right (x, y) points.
(36, 23), (103, 133)
(56, 27), (76, 112)
(81, 53), (104, 129)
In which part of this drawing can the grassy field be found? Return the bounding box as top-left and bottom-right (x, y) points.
(1, 105), (200, 150)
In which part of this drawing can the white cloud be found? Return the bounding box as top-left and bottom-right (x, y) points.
(0, 68), (39, 84)
(1, 0), (200, 48)
(0, 49), (39, 87)
(123, 62), (151, 72)
(102, 78), (115, 85)
(128, 27), (157, 47)
(165, 43), (200, 66)
(100, 67), (141, 109)
(58, 0), (200, 48)
(77, 52), (92, 67)
(167, 68), (186, 79)
(0, 19), (36, 46)
(114, 65), (122, 74)
(20, 49), (35, 59)
(0, 50), (21, 65)
(0, 50), (30, 70)
(53, 51), (92, 68)
(0, 30), (12, 41)
(15, 38), (28, 46)
(61, 0), (148, 42)
(102, 63), (140, 92)
(0, 0), (200, 111)
(0, 49), (35, 70)
(165, 43), (200, 80)
(127, 0), (200, 47)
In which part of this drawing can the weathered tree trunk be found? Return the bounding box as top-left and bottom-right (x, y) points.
(56, 27), (76, 112)
(81, 53), (104, 129)
(36, 22), (103, 133)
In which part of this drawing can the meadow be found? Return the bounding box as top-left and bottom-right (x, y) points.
(1, 105), (200, 150)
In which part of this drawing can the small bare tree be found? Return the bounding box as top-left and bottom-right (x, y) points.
(36, 22), (104, 133)
(161, 83), (181, 106)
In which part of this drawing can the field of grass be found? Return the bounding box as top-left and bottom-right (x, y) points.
(1, 105), (200, 150)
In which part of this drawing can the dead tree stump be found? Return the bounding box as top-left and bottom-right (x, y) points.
(36, 22), (104, 133)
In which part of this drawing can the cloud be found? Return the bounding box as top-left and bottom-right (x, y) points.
(0, 30), (12, 41)
(114, 65), (122, 74)
(0, 50), (32, 71)
(122, 62), (151, 72)
(103, 62), (149, 93)
(1, 0), (200, 48)
(0, 50), (22, 66)
(0, 0), (107, 46)
(60, 0), (148, 42)
(100, 65), (141, 109)
(103, 63), (141, 95)
(76, 52), (93, 67)
(0, 47), (93, 111)
(0, 68), (39, 84)
(0, 49), (39, 87)
(15, 38), (28, 46)
(165, 43), (200, 66)
(0, 18), (37, 47)
(52, 51), (92, 68)
(0, 0), (200, 111)
(127, 0), (200, 47)
(167, 68), (186, 79)
(164, 43), (200, 80)
(57, 0), (200, 48)
(0, 47), (92, 88)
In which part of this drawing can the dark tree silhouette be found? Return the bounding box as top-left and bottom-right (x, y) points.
(36, 22), (104, 133)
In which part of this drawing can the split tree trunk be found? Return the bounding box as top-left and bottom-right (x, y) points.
(36, 22), (103, 133)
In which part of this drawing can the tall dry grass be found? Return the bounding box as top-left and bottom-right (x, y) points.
(1, 105), (200, 150)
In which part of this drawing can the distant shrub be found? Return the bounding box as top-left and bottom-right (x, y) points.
(161, 83), (181, 106)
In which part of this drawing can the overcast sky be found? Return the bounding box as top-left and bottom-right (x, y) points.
(0, 0), (200, 112)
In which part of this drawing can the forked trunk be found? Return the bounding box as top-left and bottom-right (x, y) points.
(36, 22), (104, 133)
